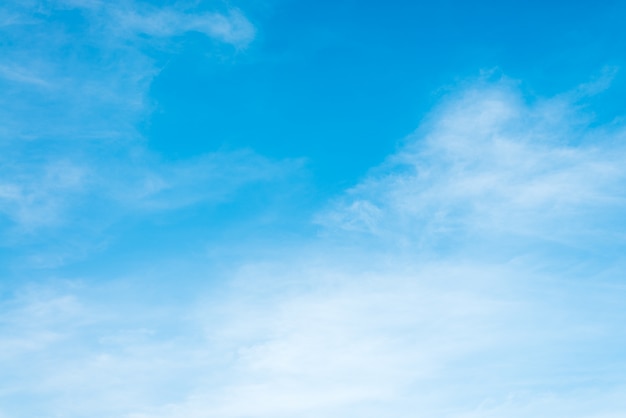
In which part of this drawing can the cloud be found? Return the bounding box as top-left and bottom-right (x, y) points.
(0, 1), (255, 143)
(0, 144), (300, 271)
(0, 158), (88, 229)
(1, 79), (625, 417)
(113, 7), (255, 47)
(0, 148), (298, 230)
(319, 80), (626, 256)
(2, 251), (625, 417)
(0, 1), (265, 265)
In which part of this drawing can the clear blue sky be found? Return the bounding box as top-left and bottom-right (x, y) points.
(1, 1), (626, 417)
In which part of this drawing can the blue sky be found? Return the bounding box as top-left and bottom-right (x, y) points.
(1, 1), (626, 417)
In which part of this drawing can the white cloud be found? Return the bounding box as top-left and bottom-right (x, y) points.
(0, 149), (298, 232)
(113, 7), (255, 47)
(0, 1), (255, 143)
(1, 79), (625, 417)
(2, 253), (624, 417)
(0, 64), (50, 87)
(45, 0), (256, 47)
(319, 81), (626, 254)
(0, 159), (88, 229)
(0, 146), (300, 273)
(0, 1), (265, 260)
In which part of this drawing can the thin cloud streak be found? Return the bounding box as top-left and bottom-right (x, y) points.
(0, 149), (298, 230)
(112, 7), (255, 47)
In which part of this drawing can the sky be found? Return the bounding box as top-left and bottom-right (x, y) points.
(1, 0), (626, 417)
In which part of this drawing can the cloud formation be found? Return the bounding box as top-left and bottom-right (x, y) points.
(112, 6), (255, 46)
(2, 80), (625, 417)
(320, 81), (626, 256)
(0, 0), (255, 142)
(0, 0), (265, 264)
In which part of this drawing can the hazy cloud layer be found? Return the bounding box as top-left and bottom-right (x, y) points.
(2, 81), (625, 417)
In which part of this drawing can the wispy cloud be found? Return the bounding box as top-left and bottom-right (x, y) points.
(50, 0), (256, 47)
(1, 79), (625, 417)
(0, 1), (255, 143)
(0, 144), (300, 271)
(0, 1), (264, 264)
(0, 148), (298, 230)
(319, 80), (626, 255)
(112, 7), (255, 47)
(2, 248), (624, 417)
(0, 158), (88, 229)
(0, 64), (50, 87)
